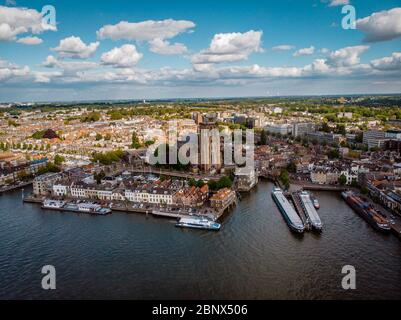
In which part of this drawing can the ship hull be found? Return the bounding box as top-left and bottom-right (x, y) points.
(175, 222), (220, 231)
(272, 193), (304, 234)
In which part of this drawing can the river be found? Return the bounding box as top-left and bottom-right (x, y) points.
(0, 181), (400, 299)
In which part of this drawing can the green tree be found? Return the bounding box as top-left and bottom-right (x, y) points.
(279, 169), (290, 190)
(338, 174), (347, 186)
(259, 130), (267, 145)
(131, 131), (141, 149)
(54, 154), (66, 165)
(327, 148), (340, 159)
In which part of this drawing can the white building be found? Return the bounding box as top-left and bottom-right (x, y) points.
(53, 183), (70, 197)
(124, 187), (175, 205)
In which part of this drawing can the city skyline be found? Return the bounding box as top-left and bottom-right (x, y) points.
(1, 0), (401, 102)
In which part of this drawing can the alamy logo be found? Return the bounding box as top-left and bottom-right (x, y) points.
(41, 265), (56, 290)
(341, 5), (356, 30)
(341, 265), (356, 290)
(41, 5), (57, 30)
(145, 120), (255, 169)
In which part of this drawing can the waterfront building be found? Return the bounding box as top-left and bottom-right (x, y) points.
(33, 172), (63, 196)
(174, 184), (209, 207)
(124, 187), (175, 205)
(209, 188), (236, 210)
(52, 182), (70, 197)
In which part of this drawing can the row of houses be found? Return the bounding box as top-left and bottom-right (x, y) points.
(33, 170), (239, 211)
(1, 156), (49, 185)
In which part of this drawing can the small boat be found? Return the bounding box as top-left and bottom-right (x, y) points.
(176, 216), (221, 231)
(310, 195), (320, 209)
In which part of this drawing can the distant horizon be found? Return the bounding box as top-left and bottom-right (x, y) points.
(3, 92), (401, 105)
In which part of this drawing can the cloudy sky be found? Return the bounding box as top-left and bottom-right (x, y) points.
(0, 0), (401, 102)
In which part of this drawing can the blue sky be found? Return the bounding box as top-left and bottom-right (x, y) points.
(0, 0), (401, 102)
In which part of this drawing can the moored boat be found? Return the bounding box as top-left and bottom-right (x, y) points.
(342, 191), (390, 233)
(299, 191), (323, 231)
(176, 216), (221, 231)
(42, 199), (66, 210)
(272, 187), (304, 233)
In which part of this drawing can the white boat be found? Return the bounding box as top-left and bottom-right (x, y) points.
(176, 216), (221, 231)
(42, 199), (66, 209)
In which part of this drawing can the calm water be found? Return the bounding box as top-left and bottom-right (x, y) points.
(0, 181), (400, 300)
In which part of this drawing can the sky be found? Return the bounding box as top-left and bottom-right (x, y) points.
(0, 0), (401, 102)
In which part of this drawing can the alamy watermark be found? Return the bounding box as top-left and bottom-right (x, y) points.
(41, 5), (57, 31)
(145, 120), (255, 170)
(341, 5), (356, 30)
(41, 265), (56, 290)
(341, 265), (356, 290)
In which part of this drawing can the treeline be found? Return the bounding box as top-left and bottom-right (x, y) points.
(91, 150), (125, 165)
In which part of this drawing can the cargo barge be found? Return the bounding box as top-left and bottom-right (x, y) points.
(341, 191), (391, 233)
(299, 191), (323, 231)
(272, 187), (305, 233)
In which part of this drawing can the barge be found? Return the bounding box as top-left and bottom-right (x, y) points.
(341, 191), (390, 233)
(272, 187), (305, 233)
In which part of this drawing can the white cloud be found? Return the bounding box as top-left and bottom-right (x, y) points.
(356, 8), (401, 42)
(42, 55), (98, 71)
(97, 19), (195, 41)
(272, 45), (295, 51)
(326, 45), (369, 67)
(0, 58), (30, 81)
(191, 30), (263, 65)
(96, 19), (194, 56)
(293, 46), (315, 57)
(328, 0), (349, 7)
(0, 5), (56, 42)
(370, 52), (401, 71)
(148, 38), (187, 55)
(52, 36), (99, 59)
(16, 36), (42, 45)
(100, 44), (143, 68)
